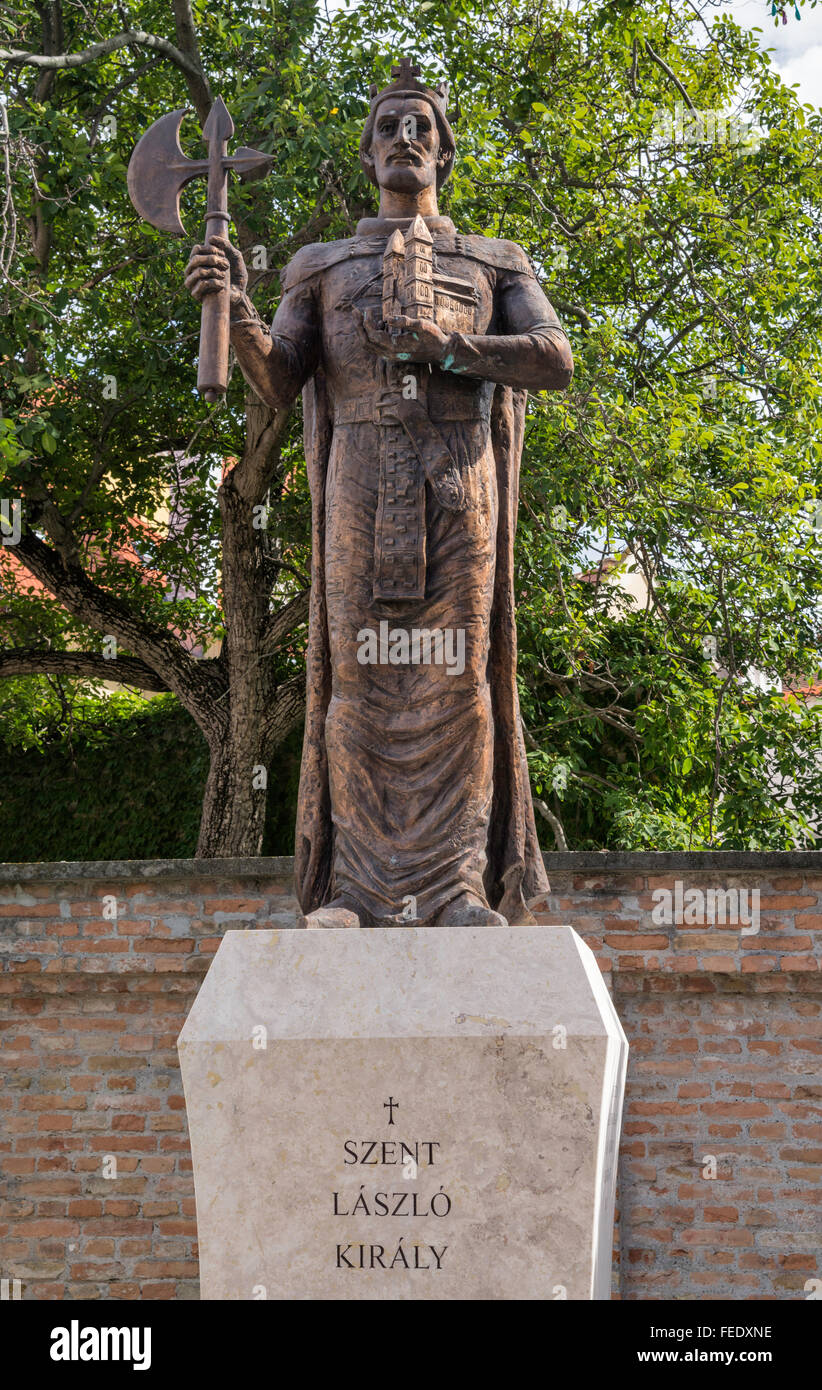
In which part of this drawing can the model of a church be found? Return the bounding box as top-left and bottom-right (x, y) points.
(382, 215), (477, 334)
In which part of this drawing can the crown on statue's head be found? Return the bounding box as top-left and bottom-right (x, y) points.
(368, 57), (449, 117)
(360, 56), (456, 191)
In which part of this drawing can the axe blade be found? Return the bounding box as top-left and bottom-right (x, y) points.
(225, 146), (275, 177)
(127, 108), (207, 237)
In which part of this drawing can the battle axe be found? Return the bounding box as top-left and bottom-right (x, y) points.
(127, 97), (272, 402)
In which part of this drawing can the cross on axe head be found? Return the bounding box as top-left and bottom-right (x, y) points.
(127, 96), (272, 401)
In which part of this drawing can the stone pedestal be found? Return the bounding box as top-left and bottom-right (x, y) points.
(178, 924), (627, 1300)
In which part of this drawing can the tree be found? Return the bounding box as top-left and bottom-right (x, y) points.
(1, 0), (354, 853)
(2, 0), (820, 856)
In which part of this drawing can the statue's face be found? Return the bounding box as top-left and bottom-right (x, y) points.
(369, 97), (445, 193)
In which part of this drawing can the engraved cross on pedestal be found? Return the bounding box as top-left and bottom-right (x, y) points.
(383, 1096), (399, 1125)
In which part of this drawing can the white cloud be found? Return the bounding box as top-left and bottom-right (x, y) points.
(718, 0), (822, 107)
(776, 45), (822, 106)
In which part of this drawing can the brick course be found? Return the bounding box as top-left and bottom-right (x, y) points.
(0, 852), (819, 1300)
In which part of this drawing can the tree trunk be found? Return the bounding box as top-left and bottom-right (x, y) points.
(195, 396), (304, 857)
(195, 669), (305, 855)
(196, 725), (272, 857)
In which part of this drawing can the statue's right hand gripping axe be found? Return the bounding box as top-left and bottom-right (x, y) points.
(127, 97), (272, 403)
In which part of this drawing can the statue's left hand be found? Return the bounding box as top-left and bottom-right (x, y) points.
(353, 308), (449, 364)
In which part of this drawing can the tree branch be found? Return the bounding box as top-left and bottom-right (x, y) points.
(551, 297), (592, 331)
(170, 0), (213, 124)
(0, 30), (204, 83)
(228, 391), (291, 504)
(262, 589), (310, 652)
(12, 531), (226, 724)
(643, 40), (697, 113)
(0, 648), (174, 691)
(263, 673), (305, 743)
(533, 797), (568, 851)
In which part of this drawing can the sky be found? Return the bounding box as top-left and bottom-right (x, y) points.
(722, 0), (822, 107)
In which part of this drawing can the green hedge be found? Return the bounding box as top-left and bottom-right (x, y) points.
(0, 700), (302, 863)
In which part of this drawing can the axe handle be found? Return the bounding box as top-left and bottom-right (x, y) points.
(197, 273), (230, 402)
(198, 211), (231, 402)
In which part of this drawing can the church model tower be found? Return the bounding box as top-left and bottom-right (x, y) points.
(382, 228), (405, 322)
(402, 215), (436, 320)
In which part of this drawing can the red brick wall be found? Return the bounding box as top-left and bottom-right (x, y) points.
(1, 854), (819, 1300)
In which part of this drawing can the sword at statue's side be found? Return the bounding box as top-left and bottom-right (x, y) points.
(127, 97), (272, 403)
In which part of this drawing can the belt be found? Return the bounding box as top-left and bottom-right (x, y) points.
(334, 396), (486, 426)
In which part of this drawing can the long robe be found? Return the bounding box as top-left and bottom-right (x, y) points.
(296, 368), (549, 922)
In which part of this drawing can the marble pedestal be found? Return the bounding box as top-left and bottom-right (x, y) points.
(178, 924), (627, 1300)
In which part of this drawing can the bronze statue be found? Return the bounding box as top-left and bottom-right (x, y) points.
(185, 59), (574, 927)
